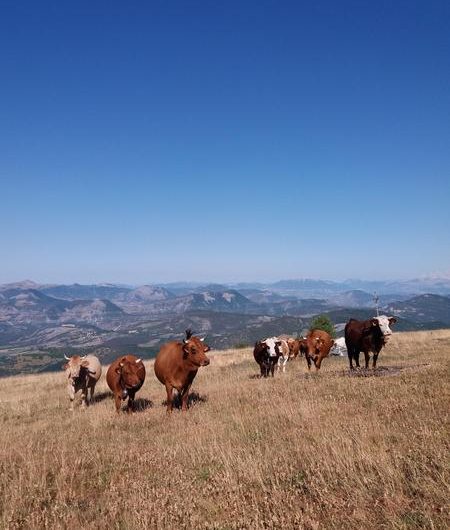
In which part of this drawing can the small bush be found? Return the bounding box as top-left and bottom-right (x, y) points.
(309, 314), (336, 338)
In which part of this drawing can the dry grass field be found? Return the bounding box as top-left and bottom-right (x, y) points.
(0, 330), (449, 529)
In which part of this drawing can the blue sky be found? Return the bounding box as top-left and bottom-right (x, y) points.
(1, 1), (449, 284)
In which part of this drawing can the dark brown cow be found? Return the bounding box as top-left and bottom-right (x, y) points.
(154, 329), (210, 413)
(106, 355), (146, 413)
(253, 337), (281, 377)
(345, 315), (397, 370)
(304, 329), (334, 371)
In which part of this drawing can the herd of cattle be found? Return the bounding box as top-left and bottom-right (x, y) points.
(63, 315), (397, 413)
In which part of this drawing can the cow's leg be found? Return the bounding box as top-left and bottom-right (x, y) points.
(67, 384), (75, 410)
(181, 384), (192, 412)
(127, 390), (136, 413)
(372, 353), (379, 370)
(354, 350), (360, 369)
(165, 384), (174, 413)
(315, 356), (323, 371)
(89, 381), (96, 404)
(363, 351), (370, 370)
(347, 348), (354, 370)
(80, 382), (88, 408)
(282, 356), (288, 372)
(114, 393), (122, 413)
(270, 361), (275, 377)
(306, 355), (312, 371)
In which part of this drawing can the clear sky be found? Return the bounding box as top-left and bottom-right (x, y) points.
(1, 1), (449, 284)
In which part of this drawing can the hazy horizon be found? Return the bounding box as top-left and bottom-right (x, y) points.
(2, 271), (450, 287)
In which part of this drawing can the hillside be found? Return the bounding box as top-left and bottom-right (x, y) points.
(385, 294), (450, 326)
(40, 283), (131, 300)
(0, 330), (448, 529)
(1, 281), (450, 376)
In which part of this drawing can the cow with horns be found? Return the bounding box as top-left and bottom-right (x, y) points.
(63, 354), (102, 409)
(154, 329), (210, 413)
(106, 355), (146, 413)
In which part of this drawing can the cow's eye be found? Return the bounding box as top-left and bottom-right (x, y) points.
(191, 348), (197, 354)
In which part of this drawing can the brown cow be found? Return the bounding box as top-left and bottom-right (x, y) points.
(63, 354), (102, 409)
(106, 355), (146, 413)
(304, 329), (334, 371)
(154, 329), (210, 413)
(287, 338), (305, 359)
(345, 315), (397, 370)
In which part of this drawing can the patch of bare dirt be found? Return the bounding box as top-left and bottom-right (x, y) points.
(342, 363), (432, 378)
(296, 363), (432, 379)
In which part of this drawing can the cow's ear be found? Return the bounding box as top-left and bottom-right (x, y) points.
(389, 317), (397, 325)
(81, 360), (89, 368)
(62, 363), (68, 370)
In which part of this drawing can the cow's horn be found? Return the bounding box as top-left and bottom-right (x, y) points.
(80, 355), (87, 360)
(200, 337), (205, 342)
(64, 354), (70, 360)
(135, 358), (141, 364)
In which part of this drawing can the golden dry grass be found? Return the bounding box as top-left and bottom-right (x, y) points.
(0, 330), (449, 529)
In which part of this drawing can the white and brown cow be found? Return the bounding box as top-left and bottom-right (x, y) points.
(253, 337), (282, 377)
(63, 354), (102, 409)
(277, 339), (292, 372)
(345, 315), (397, 370)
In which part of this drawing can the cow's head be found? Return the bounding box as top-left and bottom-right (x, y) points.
(63, 355), (90, 381)
(372, 315), (397, 341)
(299, 338), (308, 356)
(261, 337), (282, 357)
(116, 357), (143, 389)
(311, 336), (324, 357)
(307, 335), (334, 359)
(182, 329), (210, 367)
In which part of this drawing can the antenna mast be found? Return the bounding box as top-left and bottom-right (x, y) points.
(373, 292), (380, 316)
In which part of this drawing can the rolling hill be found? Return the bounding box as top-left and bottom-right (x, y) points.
(1, 279), (450, 376)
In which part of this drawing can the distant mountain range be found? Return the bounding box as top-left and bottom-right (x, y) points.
(0, 278), (449, 376)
